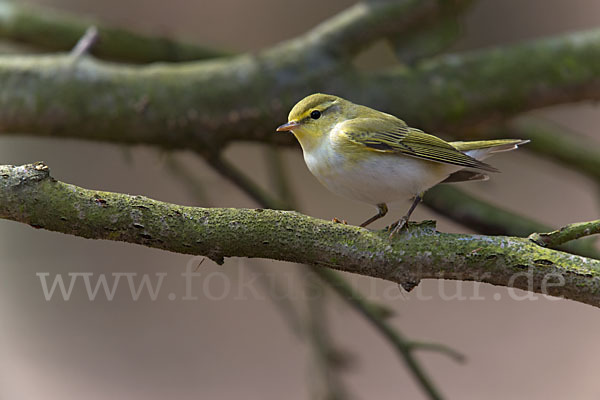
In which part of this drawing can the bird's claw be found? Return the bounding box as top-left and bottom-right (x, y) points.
(332, 217), (348, 225)
(388, 217), (408, 238)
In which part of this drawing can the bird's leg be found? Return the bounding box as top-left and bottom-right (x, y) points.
(389, 194), (422, 238)
(360, 203), (388, 228)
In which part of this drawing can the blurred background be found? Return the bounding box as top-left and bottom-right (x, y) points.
(1, 0), (599, 399)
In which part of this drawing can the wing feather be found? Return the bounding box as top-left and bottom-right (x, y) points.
(340, 117), (498, 172)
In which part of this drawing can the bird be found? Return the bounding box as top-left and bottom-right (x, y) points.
(276, 93), (529, 237)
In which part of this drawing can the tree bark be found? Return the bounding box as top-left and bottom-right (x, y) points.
(2, 6), (600, 151)
(2, 163), (599, 306)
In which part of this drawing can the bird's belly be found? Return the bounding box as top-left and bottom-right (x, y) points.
(305, 152), (455, 204)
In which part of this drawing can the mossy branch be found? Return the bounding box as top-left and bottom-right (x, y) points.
(0, 0), (230, 62)
(423, 185), (600, 259)
(499, 117), (600, 183)
(298, 0), (473, 61)
(2, 163), (600, 308)
(359, 29), (600, 134)
(218, 144), (452, 399)
(529, 220), (600, 249)
(0, 0), (476, 150)
(390, 15), (464, 65)
(1, 11), (600, 150)
(0, 0), (470, 62)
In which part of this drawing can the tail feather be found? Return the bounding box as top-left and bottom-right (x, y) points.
(451, 139), (529, 163)
(451, 139), (529, 152)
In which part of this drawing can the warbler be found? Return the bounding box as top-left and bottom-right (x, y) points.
(277, 93), (528, 236)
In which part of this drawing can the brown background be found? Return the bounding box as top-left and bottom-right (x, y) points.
(1, 0), (599, 399)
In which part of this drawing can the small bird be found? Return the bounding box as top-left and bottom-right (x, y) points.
(277, 93), (528, 236)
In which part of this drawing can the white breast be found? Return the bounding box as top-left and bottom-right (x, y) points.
(303, 136), (460, 205)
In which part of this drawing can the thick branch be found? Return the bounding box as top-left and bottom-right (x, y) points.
(2, 163), (600, 307)
(352, 29), (600, 134)
(1, 23), (600, 149)
(0, 0), (229, 62)
(300, 0), (472, 60)
(0, 0), (469, 62)
(424, 185), (600, 259)
(0, 0), (475, 150)
(390, 15), (463, 64)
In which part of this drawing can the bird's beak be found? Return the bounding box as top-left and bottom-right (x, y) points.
(276, 120), (300, 132)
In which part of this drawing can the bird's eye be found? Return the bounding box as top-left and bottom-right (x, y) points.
(310, 110), (321, 120)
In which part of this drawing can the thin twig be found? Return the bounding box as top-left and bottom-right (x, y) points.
(312, 266), (459, 400)
(215, 147), (352, 397)
(251, 263), (307, 340)
(166, 152), (309, 339)
(529, 220), (600, 249)
(163, 154), (210, 206)
(205, 154), (289, 210)
(264, 146), (298, 210)
(406, 341), (466, 364)
(70, 26), (99, 59)
(305, 271), (351, 400)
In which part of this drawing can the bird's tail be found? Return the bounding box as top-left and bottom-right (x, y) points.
(451, 139), (529, 161)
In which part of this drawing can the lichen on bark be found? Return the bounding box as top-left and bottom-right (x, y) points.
(2, 163), (599, 307)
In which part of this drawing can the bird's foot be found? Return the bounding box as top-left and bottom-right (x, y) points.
(388, 217), (409, 238)
(332, 217), (348, 225)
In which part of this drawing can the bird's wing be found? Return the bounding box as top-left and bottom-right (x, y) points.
(340, 117), (498, 172)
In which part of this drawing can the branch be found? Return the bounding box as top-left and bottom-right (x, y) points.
(2, 163), (600, 308)
(404, 341), (465, 363)
(312, 267), (453, 400)
(264, 146), (298, 210)
(2, 9), (600, 150)
(0, 0), (462, 149)
(209, 149), (353, 398)
(204, 154), (289, 210)
(0, 0), (473, 65)
(305, 271), (351, 400)
(387, 0), (472, 64)
(529, 220), (600, 249)
(356, 28), (600, 134)
(212, 146), (433, 393)
(390, 16), (463, 65)
(423, 185), (600, 259)
(298, 0), (473, 60)
(424, 186), (550, 236)
(163, 155), (210, 206)
(0, 0), (230, 62)
(500, 117), (600, 182)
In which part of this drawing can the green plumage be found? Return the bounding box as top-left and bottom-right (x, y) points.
(340, 116), (500, 172)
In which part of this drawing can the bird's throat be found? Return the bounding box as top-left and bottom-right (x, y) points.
(291, 129), (322, 153)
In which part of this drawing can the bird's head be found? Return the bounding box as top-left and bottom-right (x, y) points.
(277, 93), (351, 151)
